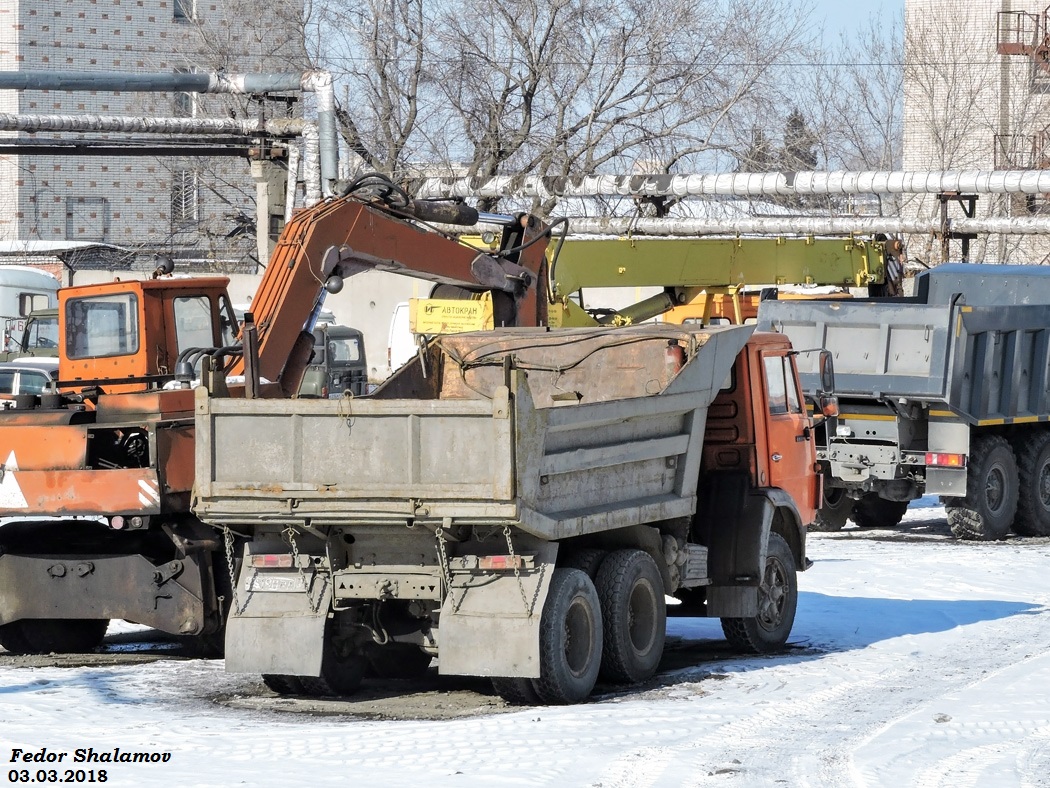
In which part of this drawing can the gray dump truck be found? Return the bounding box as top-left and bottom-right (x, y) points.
(758, 263), (1050, 541)
(192, 323), (826, 704)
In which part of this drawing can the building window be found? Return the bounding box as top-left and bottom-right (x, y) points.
(171, 170), (200, 228)
(65, 196), (109, 241)
(173, 0), (195, 21)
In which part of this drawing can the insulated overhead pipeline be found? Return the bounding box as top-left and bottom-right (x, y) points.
(0, 113), (307, 137)
(412, 170), (1050, 198)
(562, 216), (1050, 236)
(0, 69), (339, 196)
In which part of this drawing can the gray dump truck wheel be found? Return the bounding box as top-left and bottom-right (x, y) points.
(810, 487), (853, 532)
(295, 633), (369, 697)
(595, 549), (666, 685)
(532, 568), (603, 705)
(491, 676), (541, 706)
(262, 674), (305, 695)
(1013, 431), (1050, 536)
(0, 618), (108, 654)
(946, 435), (1018, 541)
(721, 532), (797, 654)
(850, 493), (909, 529)
(562, 547), (607, 580)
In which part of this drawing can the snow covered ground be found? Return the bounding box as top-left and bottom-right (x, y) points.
(1, 497), (1048, 788)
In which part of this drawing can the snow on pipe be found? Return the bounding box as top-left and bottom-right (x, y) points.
(0, 70), (338, 196)
(563, 216), (1050, 236)
(413, 171), (1050, 197)
(0, 113), (307, 137)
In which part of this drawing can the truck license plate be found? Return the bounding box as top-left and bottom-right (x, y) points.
(245, 571), (312, 593)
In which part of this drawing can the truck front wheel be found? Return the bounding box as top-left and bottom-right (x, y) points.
(0, 618), (108, 655)
(946, 435), (1018, 541)
(810, 487), (853, 532)
(850, 493), (909, 529)
(1013, 431), (1050, 536)
(532, 568), (603, 705)
(720, 532), (797, 654)
(595, 549), (665, 685)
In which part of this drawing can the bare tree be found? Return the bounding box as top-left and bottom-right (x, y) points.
(304, 0), (434, 176)
(424, 0), (813, 210)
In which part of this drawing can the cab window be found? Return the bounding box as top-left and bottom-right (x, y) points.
(764, 355), (802, 415)
(173, 296), (215, 353)
(329, 337), (362, 363)
(66, 294), (139, 359)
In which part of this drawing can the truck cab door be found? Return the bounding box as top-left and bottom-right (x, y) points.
(759, 351), (818, 522)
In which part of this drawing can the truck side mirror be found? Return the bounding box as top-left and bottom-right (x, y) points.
(818, 350), (835, 395)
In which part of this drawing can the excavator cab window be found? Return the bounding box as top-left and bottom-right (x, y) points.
(173, 296), (215, 353)
(66, 293), (139, 359)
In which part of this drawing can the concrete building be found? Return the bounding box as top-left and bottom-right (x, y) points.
(904, 0), (1050, 264)
(0, 0), (304, 273)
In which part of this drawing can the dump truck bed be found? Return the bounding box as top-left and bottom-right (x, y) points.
(193, 324), (754, 539)
(758, 265), (1050, 424)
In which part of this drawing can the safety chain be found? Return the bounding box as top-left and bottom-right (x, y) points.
(284, 526), (322, 613)
(503, 525), (533, 617)
(434, 525), (454, 601)
(222, 525), (240, 615)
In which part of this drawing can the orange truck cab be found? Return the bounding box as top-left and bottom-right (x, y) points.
(60, 277), (238, 395)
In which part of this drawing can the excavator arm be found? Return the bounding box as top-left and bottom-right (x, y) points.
(233, 178), (550, 387)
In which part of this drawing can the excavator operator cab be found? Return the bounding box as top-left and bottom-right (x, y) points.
(60, 277), (236, 395)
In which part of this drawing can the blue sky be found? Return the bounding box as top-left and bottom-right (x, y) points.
(813, 0), (904, 38)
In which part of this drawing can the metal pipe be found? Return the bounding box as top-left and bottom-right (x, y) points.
(0, 112), (306, 137)
(561, 216), (1050, 236)
(0, 70), (338, 196)
(413, 170), (1050, 198)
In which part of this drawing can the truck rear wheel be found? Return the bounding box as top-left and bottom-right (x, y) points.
(262, 674), (305, 695)
(0, 618), (109, 654)
(720, 532), (797, 654)
(1013, 431), (1050, 536)
(946, 435), (1018, 541)
(810, 487), (853, 532)
(850, 493), (908, 529)
(595, 549), (665, 685)
(491, 677), (541, 706)
(532, 568), (603, 705)
(297, 636), (369, 697)
(561, 547), (607, 580)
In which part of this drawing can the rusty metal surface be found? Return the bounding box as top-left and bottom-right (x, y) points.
(0, 468), (164, 515)
(0, 553), (205, 633)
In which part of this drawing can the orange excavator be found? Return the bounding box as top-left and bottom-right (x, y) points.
(0, 174), (549, 654)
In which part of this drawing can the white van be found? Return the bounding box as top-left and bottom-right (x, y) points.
(386, 302), (416, 377)
(0, 267), (60, 353)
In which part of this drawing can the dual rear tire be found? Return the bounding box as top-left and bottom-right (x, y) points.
(493, 549), (666, 706)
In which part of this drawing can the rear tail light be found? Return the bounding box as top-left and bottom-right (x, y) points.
(478, 555), (524, 571)
(925, 452), (966, 468)
(249, 553), (294, 568)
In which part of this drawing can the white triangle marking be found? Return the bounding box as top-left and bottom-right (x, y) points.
(0, 450), (27, 508)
